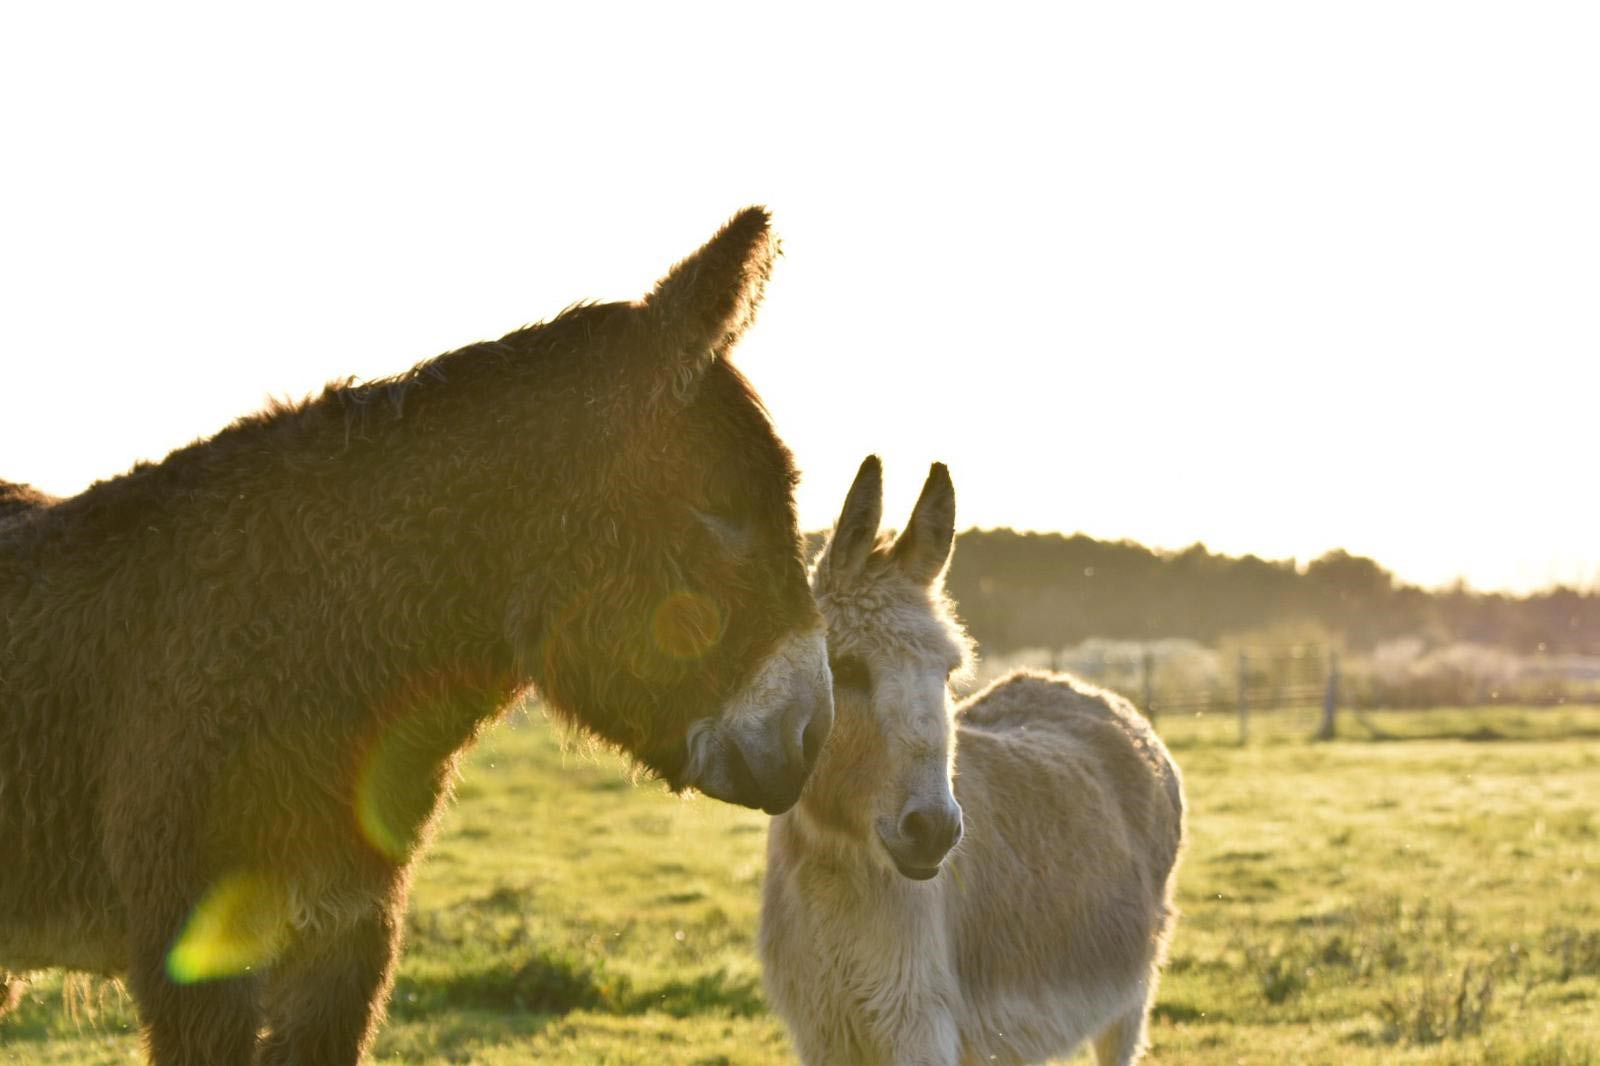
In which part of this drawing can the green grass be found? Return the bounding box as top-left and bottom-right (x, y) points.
(4, 705), (1599, 1063)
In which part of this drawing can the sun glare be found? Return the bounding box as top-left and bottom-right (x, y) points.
(165, 871), (290, 985)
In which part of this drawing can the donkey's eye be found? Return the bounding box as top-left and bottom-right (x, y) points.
(693, 509), (753, 557)
(829, 654), (871, 692)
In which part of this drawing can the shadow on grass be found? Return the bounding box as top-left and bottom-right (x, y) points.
(1152, 1001), (1216, 1025)
(391, 948), (617, 1019)
(621, 969), (765, 1019)
(375, 1008), (560, 1061)
(0, 956), (760, 1051)
(391, 946), (765, 1025)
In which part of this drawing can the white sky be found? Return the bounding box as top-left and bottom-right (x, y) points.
(2, 3), (1596, 593)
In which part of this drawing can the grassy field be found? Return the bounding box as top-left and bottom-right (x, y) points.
(4, 704), (1599, 1064)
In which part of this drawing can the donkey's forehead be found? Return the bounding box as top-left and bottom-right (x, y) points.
(815, 581), (968, 668)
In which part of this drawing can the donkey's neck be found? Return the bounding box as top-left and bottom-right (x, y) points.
(249, 404), (562, 701)
(60, 369), (575, 731)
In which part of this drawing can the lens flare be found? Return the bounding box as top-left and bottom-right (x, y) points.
(652, 591), (723, 660)
(165, 870), (289, 984)
(355, 723), (423, 861)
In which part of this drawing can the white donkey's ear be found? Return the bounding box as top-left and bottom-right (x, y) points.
(821, 455), (883, 579)
(639, 206), (778, 398)
(891, 463), (955, 587)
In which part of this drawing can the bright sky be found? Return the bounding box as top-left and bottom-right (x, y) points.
(2, 3), (1596, 593)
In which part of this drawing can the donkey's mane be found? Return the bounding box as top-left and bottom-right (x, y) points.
(0, 479), (57, 524)
(259, 300), (621, 446)
(26, 301), (632, 539)
(323, 300), (609, 431)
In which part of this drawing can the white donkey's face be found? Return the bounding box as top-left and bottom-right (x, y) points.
(812, 458), (972, 880)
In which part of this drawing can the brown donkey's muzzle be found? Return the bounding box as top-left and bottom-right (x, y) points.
(694, 674), (834, 815)
(690, 627), (834, 814)
(721, 683), (834, 814)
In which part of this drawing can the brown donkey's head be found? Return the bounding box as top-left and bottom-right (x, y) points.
(415, 208), (831, 813)
(808, 458), (972, 878)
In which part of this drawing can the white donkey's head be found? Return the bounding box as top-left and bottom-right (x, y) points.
(808, 457), (973, 879)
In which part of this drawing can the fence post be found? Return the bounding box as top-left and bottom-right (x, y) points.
(1142, 645), (1156, 723)
(1268, 648), (1281, 712)
(1237, 650), (1249, 744)
(1317, 649), (1341, 740)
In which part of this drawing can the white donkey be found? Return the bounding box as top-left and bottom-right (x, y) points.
(760, 458), (1186, 1065)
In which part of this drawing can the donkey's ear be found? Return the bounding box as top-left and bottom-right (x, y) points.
(820, 456), (883, 579)
(891, 463), (955, 587)
(640, 206), (778, 392)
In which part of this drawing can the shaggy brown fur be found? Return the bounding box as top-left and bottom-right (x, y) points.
(0, 479), (57, 524)
(0, 209), (832, 1064)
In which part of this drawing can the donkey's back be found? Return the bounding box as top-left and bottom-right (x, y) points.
(949, 670), (1184, 1065)
(958, 669), (1184, 860)
(0, 479), (56, 525)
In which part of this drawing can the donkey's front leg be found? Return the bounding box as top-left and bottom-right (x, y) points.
(882, 1007), (960, 1066)
(113, 829), (264, 1065)
(128, 959), (261, 1066)
(125, 912), (262, 1066)
(257, 896), (405, 1066)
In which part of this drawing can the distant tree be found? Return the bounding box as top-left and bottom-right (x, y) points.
(917, 529), (1600, 657)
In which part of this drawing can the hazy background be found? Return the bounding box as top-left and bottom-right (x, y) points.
(2, 2), (1596, 593)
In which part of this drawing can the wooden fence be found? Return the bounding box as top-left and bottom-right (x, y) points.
(1020, 643), (1342, 743)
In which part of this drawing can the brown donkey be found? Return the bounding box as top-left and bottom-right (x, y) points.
(762, 458), (1185, 1065)
(0, 208), (833, 1064)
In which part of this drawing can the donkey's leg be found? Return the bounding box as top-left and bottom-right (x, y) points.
(114, 843), (263, 1065)
(1091, 998), (1152, 1066)
(257, 894), (405, 1066)
(125, 919), (261, 1066)
(884, 1008), (960, 1066)
(0, 970), (26, 1019)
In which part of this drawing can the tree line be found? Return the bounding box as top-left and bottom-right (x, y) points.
(923, 529), (1600, 656)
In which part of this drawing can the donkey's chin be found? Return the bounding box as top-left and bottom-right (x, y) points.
(890, 859), (944, 881)
(880, 840), (949, 881)
(682, 720), (808, 814)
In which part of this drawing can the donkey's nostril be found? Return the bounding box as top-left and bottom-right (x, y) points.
(900, 802), (962, 859)
(900, 808), (930, 847)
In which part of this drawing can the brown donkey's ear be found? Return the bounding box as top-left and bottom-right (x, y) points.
(891, 463), (955, 587)
(639, 206), (778, 394)
(821, 455), (883, 579)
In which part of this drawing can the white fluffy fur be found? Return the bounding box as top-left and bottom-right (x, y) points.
(760, 461), (1186, 1065)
